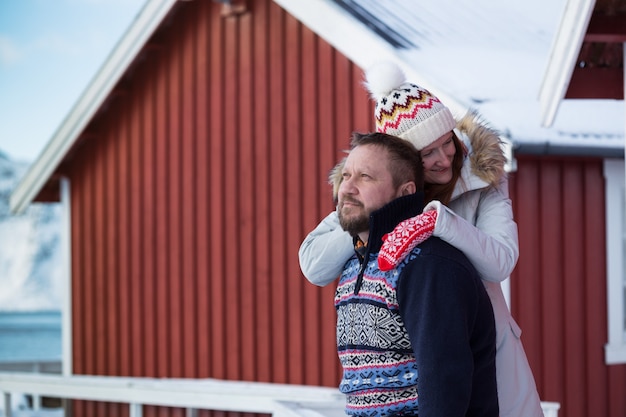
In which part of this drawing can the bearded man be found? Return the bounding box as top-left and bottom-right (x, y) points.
(333, 131), (498, 417)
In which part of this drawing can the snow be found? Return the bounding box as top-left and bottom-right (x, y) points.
(0, 154), (62, 311)
(319, 0), (624, 151)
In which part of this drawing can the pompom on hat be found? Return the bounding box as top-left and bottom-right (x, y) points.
(364, 61), (456, 151)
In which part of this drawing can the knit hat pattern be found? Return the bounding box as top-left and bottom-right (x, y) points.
(365, 62), (456, 151)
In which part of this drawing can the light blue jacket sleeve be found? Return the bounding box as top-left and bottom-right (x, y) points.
(425, 179), (519, 283)
(298, 211), (354, 287)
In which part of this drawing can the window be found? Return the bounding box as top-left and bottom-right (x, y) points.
(604, 158), (626, 364)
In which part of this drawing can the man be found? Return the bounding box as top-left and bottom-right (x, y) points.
(334, 131), (498, 417)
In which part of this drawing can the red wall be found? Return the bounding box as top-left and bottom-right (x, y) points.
(61, 1), (372, 415)
(509, 156), (626, 417)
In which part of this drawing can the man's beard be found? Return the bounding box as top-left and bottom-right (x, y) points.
(338, 199), (370, 237)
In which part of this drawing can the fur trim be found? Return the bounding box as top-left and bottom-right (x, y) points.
(456, 110), (506, 187)
(329, 158), (346, 203)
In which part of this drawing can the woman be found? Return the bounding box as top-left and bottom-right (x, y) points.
(298, 62), (543, 417)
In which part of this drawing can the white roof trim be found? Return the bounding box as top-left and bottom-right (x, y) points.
(538, 0), (595, 128)
(9, 0), (178, 214)
(272, 0), (468, 116)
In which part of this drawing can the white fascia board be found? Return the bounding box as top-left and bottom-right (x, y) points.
(9, 0), (178, 215)
(538, 0), (595, 128)
(272, 0), (468, 116)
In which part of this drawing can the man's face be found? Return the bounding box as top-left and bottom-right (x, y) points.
(337, 144), (401, 237)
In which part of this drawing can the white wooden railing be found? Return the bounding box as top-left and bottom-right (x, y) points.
(0, 360), (62, 412)
(0, 372), (561, 417)
(0, 373), (345, 417)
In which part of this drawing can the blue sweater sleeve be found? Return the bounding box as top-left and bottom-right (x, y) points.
(397, 248), (495, 417)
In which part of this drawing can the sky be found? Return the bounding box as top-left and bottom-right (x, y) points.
(0, 0), (147, 163)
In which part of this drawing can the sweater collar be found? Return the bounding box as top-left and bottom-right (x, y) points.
(363, 192), (424, 253)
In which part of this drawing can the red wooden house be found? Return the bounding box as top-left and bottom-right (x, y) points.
(10, 0), (625, 416)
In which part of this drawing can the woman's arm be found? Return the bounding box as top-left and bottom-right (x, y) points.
(425, 179), (519, 282)
(298, 210), (354, 286)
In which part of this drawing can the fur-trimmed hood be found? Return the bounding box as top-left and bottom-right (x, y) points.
(328, 110), (507, 201)
(455, 110), (506, 188)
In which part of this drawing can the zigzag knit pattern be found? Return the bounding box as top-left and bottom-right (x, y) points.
(375, 86), (443, 136)
(335, 258), (419, 416)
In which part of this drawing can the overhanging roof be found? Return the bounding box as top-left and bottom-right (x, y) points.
(272, 0), (467, 115)
(539, 0), (626, 127)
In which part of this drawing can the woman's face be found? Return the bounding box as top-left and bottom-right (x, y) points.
(420, 132), (456, 184)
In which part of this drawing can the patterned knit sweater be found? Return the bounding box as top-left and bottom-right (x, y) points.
(335, 193), (498, 417)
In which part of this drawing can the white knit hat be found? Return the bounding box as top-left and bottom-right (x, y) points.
(365, 61), (456, 151)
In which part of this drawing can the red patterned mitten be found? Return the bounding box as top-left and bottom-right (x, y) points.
(378, 210), (437, 271)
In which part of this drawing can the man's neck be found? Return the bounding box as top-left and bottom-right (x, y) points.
(357, 193), (424, 254)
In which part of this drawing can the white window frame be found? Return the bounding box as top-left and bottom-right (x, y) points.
(60, 177), (73, 376)
(604, 158), (626, 364)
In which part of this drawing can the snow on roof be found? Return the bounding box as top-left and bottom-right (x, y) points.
(282, 0), (624, 155)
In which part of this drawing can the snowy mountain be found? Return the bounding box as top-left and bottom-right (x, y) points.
(0, 151), (62, 311)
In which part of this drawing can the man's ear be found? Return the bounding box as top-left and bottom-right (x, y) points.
(399, 181), (416, 196)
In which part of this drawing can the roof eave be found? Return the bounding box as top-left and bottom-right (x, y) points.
(272, 0), (397, 69)
(538, 0), (595, 128)
(272, 0), (469, 115)
(9, 0), (178, 214)
(514, 142), (623, 158)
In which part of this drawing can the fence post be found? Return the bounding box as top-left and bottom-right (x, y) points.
(3, 392), (11, 417)
(129, 403), (142, 417)
(32, 362), (41, 410)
